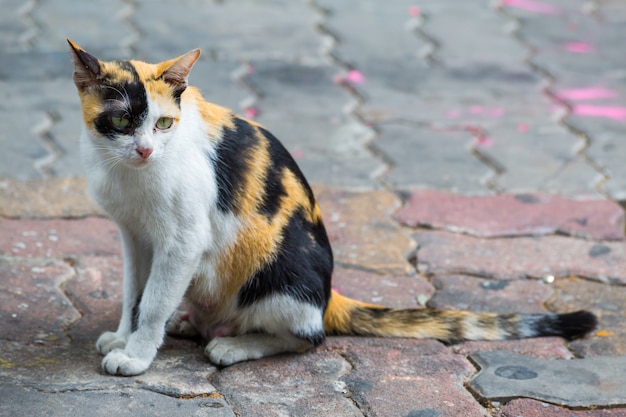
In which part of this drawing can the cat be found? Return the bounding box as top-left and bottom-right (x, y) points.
(67, 39), (597, 376)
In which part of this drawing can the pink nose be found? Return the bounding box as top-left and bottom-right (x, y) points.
(136, 147), (153, 160)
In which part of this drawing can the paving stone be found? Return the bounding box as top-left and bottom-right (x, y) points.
(451, 338), (572, 360)
(340, 341), (489, 417)
(0, 340), (214, 397)
(548, 276), (626, 357)
(415, 231), (626, 283)
(0, 177), (101, 218)
(31, 0), (133, 59)
(498, 398), (626, 417)
(429, 275), (553, 314)
(0, 217), (120, 258)
(0, 381), (233, 417)
(246, 61), (383, 189)
(397, 189), (625, 240)
(0, 256), (79, 346)
(469, 350), (626, 407)
(372, 124), (492, 194)
(0, 0), (35, 53)
(332, 267), (434, 308)
(316, 187), (414, 275)
(63, 256), (124, 344)
(213, 351), (363, 417)
(133, 0), (321, 63)
(46, 105), (85, 178)
(420, 3), (528, 66)
(480, 123), (601, 197)
(0, 111), (50, 180)
(585, 127), (626, 201)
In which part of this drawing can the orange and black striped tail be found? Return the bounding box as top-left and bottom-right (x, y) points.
(322, 290), (597, 343)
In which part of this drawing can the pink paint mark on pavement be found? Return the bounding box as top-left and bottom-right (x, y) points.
(473, 136), (494, 148)
(409, 5), (421, 17)
(573, 105), (626, 121)
(243, 106), (259, 118)
(445, 110), (461, 119)
(564, 42), (594, 53)
(291, 150), (304, 159)
(333, 70), (366, 86)
(501, 0), (559, 14)
(557, 88), (617, 101)
(518, 123), (528, 132)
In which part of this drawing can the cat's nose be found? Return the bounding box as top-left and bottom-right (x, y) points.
(136, 147), (153, 160)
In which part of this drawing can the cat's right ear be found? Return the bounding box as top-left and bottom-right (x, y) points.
(67, 39), (101, 91)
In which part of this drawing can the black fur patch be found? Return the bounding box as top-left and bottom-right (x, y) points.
(291, 329), (326, 347)
(258, 127), (316, 216)
(237, 207), (333, 309)
(212, 117), (258, 213)
(533, 310), (597, 340)
(94, 61), (149, 139)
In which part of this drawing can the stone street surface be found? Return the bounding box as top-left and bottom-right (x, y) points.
(2, 0), (626, 416)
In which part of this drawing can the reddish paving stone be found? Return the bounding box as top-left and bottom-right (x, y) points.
(64, 256), (124, 344)
(338, 340), (489, 417)
(213, 351), (363, 417)
(0, 217), (120, 258)
(415, 231), (626, 283)
(451, 338), (572, 359)
(397, 189), (625, 241)
(0, 255), (80, 345)
(429, 275), (553, 314)
(498, 398), (626, 417)
(323, 336), (448, 357)
(316, 187), (415, 275)
(548, 276), (626, 357)
(332, 267), (434, 308)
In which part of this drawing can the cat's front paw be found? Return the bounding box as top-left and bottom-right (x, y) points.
(102, 349), (151, 376)
(96, 331), (127, 355)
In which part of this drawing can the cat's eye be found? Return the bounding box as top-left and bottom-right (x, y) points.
(156, 117), (174, 130)
(111, 116), (130, 130)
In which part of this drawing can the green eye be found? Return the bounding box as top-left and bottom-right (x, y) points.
(156, 117), (174, 130)
(111, 116), (130, 129)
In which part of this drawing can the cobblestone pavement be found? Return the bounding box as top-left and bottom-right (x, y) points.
(2, 1), (626, 416)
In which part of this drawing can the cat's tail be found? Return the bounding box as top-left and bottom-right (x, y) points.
(322, 290), (597, 342)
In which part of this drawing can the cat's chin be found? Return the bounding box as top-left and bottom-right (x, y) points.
(125, 157), (153, 169)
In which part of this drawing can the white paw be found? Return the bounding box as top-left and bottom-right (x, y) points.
(96, 331), (127, 355)
(205, 337), (259, 366)
(102, 349), (151, 376)
(166, 314), (199, 338)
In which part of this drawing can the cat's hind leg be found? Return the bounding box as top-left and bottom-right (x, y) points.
(204, 297), (326, 366)
(205, 333), (314, 366)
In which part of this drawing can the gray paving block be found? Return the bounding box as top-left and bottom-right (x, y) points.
(0, 111), (51, 180)
(0, 380), (235, 417)
(0, 51), (72, 81)
(421, 5), (527, 66)
(373, 123), (491, 194)
(586, 128), (626, 200)
(133, 0), (322, 63)
(246, 60), (384, 188)
(481, 122), (601, 196)
(31, 0), (133, 59)
(468, 350), (626, 407)
(0, 0), (35, 53)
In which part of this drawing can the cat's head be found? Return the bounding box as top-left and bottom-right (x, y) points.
(68, 39), (200, 168)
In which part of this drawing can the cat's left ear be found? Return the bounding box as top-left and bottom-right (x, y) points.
(159, 49), (201, 90)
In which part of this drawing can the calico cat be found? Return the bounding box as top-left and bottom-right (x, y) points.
(67, 40), (597, 376)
